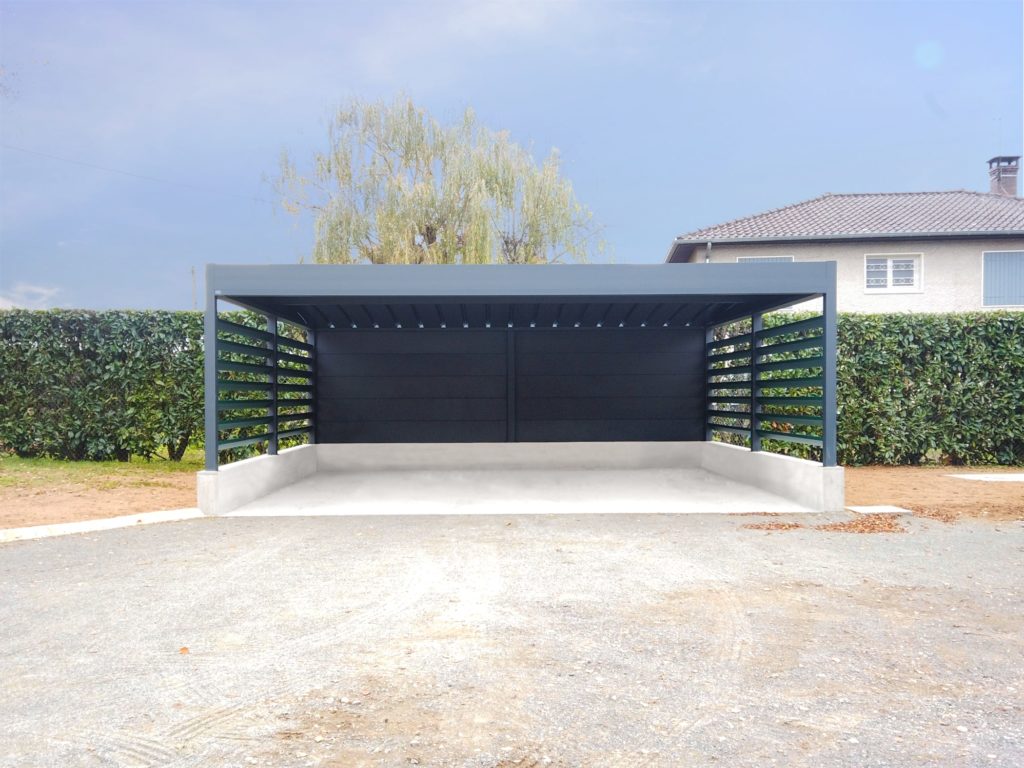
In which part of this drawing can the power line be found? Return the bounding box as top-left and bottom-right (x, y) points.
(0, 141), (275, 204)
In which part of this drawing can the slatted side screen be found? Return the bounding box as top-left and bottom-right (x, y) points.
(215, 317), (315, 454)
(705, 326), (754, 439)
(516, 328), (705, 441)
(316, 330), (507, 442)
(754, 316), (824, 448)
(706, 315), (825, 451)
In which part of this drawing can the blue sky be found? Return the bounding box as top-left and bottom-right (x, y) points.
(0, 0), (1020, 310)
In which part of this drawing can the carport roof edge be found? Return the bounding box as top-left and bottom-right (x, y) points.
(207, 262), (835, 302)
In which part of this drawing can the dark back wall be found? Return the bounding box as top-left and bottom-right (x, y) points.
(316, 327), (705, 443)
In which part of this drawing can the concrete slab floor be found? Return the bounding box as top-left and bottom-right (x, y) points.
(225, 467), (815, 517)
(1, 514), (1021, 767)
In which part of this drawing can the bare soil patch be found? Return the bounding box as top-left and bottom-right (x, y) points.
(844, 466), (1024, 522)
(0, 458), (196, 528)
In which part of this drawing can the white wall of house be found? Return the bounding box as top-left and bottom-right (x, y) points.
(687, 237), (1024, 312)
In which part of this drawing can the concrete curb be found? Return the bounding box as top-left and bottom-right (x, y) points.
(0, 507), (203, 544)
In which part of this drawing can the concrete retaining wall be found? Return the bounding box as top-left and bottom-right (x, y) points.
(699, 442), (845, 512)
(198, 441), (844, 515)
(197, 444), (317, 516)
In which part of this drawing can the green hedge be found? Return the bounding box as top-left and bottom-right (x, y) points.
(837, 312), (1023, 465)
(0, 310), (1021, 464)
(0, 310), (203, 461)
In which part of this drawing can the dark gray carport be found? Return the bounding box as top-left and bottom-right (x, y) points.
(204, 262), (838, 471)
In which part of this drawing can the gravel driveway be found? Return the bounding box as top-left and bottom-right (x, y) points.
(1, 513), (1022, 767)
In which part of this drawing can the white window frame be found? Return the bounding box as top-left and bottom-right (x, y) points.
(981, 249), (1024, 308)
(736, 255), (795, 263)
(863, 253), (924, 294)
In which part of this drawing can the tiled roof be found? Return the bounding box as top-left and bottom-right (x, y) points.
(676, 191), (1024, 243)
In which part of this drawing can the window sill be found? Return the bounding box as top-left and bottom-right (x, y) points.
(863, 288), (924, 295)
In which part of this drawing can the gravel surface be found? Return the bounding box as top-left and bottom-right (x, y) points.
(1, 513), (1022, 767)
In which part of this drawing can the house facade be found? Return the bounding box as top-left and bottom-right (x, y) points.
(666, 157), (1024, 312)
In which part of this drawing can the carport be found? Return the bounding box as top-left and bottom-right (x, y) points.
(198, 263), (843, 514)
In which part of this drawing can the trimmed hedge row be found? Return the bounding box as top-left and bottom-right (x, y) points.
(0, 310), (1021, 464)
(0, 311), (203, 461)
(837, 312), (1023, 465)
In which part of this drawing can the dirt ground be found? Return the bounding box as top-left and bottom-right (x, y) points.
(1, 461), (1022, 528)
(0, 457), (198, 528)
(844, 465), (1024, 522)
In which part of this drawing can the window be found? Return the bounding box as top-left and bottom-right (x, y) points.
(983, 251), (1024, 307)
(864, 254), (922, 293)
(736, 255), (795, 263)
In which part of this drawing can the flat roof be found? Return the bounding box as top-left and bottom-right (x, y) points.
(207, 263), (835, 330)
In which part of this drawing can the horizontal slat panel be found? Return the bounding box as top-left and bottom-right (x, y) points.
(706, 380), (752, 391)
(756, 413), (823, 427)
(216, 360), (273, 376)
(706, 333), (751, 351)
(756, 335), (823, 358)
(274, 409), (313, 421)
(518, 328), (700, 354)
(518, 396), (704, 421)
(756, 376), (824, 389)
(320, 375), (506, 399)
(278, 427), (313, 440)
(756, 316), (824, 341)
(217, 339), (268, 358)
(217, 318), (275, 343)
(277, 415), (313, 426)
(217, 380), (272, 392)
(757, 355), (824, 373)
(217, 399), (273, 410)
(318, 421), (506, 443)
(276, 349), (314, 366)
(756, 429), (823, 446)
(277, 383), (314, 393)
(517, 419), (701, 442)
(708, 396), (753, 404)
(757, 396), (823, 406)
(707, 409), (751, 421)
(319, 397), (506, 422)
(319, 353), (505, 377)
(277, 336), (314, 353)
(218, 432), (272, 449)
(218, 416), (272, 430)
(707, 365), (751, 377)
(517, 352), (695, 376)
(518, 374), (703, 399)
(707, 347), (754, 364)
(707, 424), (751, 437)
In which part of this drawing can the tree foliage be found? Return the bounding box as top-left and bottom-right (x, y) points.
(276, 96), (601, 264)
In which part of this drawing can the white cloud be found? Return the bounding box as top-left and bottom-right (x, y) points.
(0, 282), (60, 309)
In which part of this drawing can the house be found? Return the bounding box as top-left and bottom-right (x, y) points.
(666, 157), (1024, 312)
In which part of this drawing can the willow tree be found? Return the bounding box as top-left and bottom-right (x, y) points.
(276, 97), (601, 264)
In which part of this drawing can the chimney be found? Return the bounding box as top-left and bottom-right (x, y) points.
(988, 156), (1020, 196)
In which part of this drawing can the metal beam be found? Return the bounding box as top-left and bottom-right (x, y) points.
(822, 264), (838, 466)
(204, 290), (218, 470)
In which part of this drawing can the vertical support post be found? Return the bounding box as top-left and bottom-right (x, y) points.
(506, 329), (516, 442)
(203, 282), (219, 471)
(307, 326), (317, 445)
(703, 325), (714, 442)
(750, 312), (763, 452)
(822, 265), (839, 467)
(266, 314), (278, 456)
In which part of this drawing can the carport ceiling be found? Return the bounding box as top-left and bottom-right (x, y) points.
(210, 263), (832, 330)
(227, 296), (810, 330)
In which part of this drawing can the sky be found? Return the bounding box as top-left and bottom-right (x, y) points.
(0, 0), (1021, 310)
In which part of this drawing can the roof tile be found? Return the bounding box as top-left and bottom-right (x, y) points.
(677, 191), (1024, 242)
